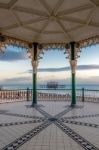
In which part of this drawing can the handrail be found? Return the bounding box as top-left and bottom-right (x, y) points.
(0, 88), (99, 104)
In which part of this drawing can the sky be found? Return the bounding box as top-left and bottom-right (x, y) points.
(0, 44), (99, 86)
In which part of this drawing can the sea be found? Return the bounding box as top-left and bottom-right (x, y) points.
(1, 84), (99, 98)
(1, 84), (99, 90)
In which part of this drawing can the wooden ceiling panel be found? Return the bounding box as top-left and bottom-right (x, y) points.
(60, 20), (81, 31)
(39, 33), (68, 43)
(57, 0), (91, 13)
(14, 11), (37, 22)
(16, 0), (48, 13)
(70, 26), (99, 41)
(44, 21), (63, 32)
(0, 0), (10, 4)
(41, 0), (60, 11)
(92, 8), (99, 23)
(0, 0), (98, 44)
(67, 9), (92, 21)
(5, 27), (37, 41)
(0, 9), (17, 27)
(27, 20), (48, 31)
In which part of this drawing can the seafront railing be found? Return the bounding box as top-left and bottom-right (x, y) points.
(0, 89), (29, 103)
(0, 88), (99, 103)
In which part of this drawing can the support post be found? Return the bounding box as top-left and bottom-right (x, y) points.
(70, 42), (77, 106)
(27, 88), (29, 101)
(32, 43), (38, 106)
(82, 88), (84, 103)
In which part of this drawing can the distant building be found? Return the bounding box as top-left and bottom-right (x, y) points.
(47, 82), (58, 89)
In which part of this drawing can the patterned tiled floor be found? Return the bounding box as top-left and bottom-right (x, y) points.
(0, 101), (99, 150)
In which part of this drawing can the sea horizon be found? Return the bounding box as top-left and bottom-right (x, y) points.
(1, 84), (99, 90)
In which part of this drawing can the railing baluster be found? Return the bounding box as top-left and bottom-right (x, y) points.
(0, 88), (99, 104)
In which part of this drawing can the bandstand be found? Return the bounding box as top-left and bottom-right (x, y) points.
(0, 0), (99, 150)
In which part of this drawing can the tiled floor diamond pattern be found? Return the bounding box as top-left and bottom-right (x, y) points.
(60, 119), (99, 128)
(55, 121), (99, 150)
(0, 123), (41, 149)
(0, 101), (99, 150)
(1, 121), (51, 150)
(18, 124), (84, 150)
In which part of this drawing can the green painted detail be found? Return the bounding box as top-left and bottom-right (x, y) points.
(72, 73), (76, 105)
(32, 42), (38, 106)
(70, 42), (76, 106)
(33, 42), (38, 60)
(82, 88), (84, 102)
(71, 42), (75, 60)
(32, 73), (37, 105)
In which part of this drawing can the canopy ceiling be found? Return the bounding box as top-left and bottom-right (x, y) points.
(0, 0), (99, 46)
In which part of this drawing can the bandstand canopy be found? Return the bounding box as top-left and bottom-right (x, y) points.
(0, 0), (99, 48)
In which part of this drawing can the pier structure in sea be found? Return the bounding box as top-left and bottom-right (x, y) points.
(39, 83), (66, 89)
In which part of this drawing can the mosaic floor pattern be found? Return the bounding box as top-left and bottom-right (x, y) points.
(0, 101), (99, 150)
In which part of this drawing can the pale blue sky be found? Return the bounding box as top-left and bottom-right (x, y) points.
(78, 45), (99, 65)
(0, 44), (99, 85)
(39, 49), (68, 68)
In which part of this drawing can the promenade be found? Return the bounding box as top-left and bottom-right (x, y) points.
(0, 101), (99, 150)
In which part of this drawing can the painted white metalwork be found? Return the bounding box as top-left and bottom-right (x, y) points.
(32, 60), (38, 73)
(70, 60), (77, 73)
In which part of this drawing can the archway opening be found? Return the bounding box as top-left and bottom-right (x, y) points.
(38, 48), (70, 88)
(0, 45), (32, 90)
(77, 44), (99, 89)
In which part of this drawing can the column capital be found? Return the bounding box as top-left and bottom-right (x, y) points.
(70, 60), (77, 73)
(32, 60), (38, 74)
(32, 60), (38, 67)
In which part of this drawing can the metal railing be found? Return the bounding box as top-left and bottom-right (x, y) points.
(0, 88), (99, 104)
(37, 89), (71, 101)
(0, 89), (29, 103)
(81, 89), (99, 103)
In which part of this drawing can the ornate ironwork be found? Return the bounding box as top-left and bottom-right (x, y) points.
(0, 34), (29, 53)
(0, 34), (99, 62)
(79, 35), (99, 48)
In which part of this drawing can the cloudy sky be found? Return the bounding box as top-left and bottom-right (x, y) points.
(0, 44), (99, 86)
